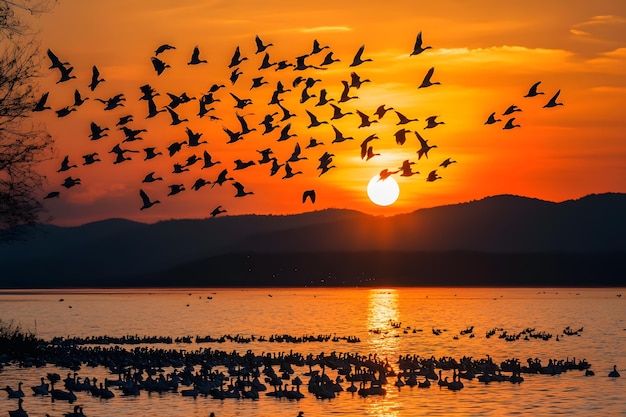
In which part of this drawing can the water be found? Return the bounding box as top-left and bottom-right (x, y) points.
(0, 287), (624, 416)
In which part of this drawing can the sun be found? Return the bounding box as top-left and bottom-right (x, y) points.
(367, 175), (400, 206)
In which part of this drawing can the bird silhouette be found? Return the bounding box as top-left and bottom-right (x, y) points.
(315, 89), (334, 106)
(229, 46), (248, 68)
(188, 45), (208, 65)
(305, 110), (328, 128)
(378, 168), (399, 181)
(201, 150), (221, 168)
(350, 72), (371, 89)
(95, 93), (125, 110)
(395, 110), (419, 125)
(399, 159), (419, 176)
(145, 97), (165, 119)
(543, 90), (563, 108)
(320, 51), (340, 66)
(277, 123), (297, 142)
(55, 106), (76, 118)
(374, 104), (394, 119)
(418, 67), (440, 88)
(310, 39), (330, 55)
(426, 170), (442, 182)
(306, 137), (324, 148)
(57, 155), (77, 172)
(440, 157), (457, 168)
(255, 35), (273, 53)
(350, 44), (372, 66)
(257, 148), (274, 164)
(269, 158), (284, 176)
(33, 92), (51, 112)
(151, 56), (170, 75)
(172, 163), (189, 174)
(82, 152), (100, 165)
(356, 110), (378, 128)
(330, 103), (353, 120)
(61, 176), (81, 188)
(230, 67), (244, 84)
(503, 105), (522, 115)
(302, 189), (316, 203)
(116, 115), (134, 126)
(360, 134), (379, 159)
(191, 177), (211, 190)
(185, 127), (208, 146)
(46, 49), (70, 70)
(484, 112), (501, 125)
(251, 76), (269, 89)
(410, 31), (432, 56)
(73, 89), (89, 107)
(415, 131), (437, 159)
(89, 122), (109, 140)
(524, 81), (544, 97)
(44, 191), (60, 199)
(331, 125), (354, 143)
(167, 184), (185, 196)
(120, 126), (147, 142)
(139, 189), (160, 210)
(287, 142), (307, 162)
(88, 65), (105, 91)
(212, 169), (234, 187)
(394, 128), (411, 145)
(503, 117), (521, 129)
(142, 172), (163, 182)
(338, 80), (359, 102)
(55, 65), (76, 83)
(424, 115), (444, 129)
(167, 140), (187, 156)
(210, 205), (227, 217)
(233, 181), (253, 197)
(233, 159), (256, 170)
(165, 106), (188, 125)
(282, 161), (303, 179)
(155, 44), (176, 55)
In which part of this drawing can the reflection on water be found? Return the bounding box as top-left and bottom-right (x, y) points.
(367, 289), (400, 356)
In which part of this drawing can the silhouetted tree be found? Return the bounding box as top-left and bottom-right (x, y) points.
(0, 1), (56, 241)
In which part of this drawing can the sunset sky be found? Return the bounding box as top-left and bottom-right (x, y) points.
(27, 0), (626, 226)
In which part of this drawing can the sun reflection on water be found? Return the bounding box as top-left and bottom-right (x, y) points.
(367, 289), (401, 357)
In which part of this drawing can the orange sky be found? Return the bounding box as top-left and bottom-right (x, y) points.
(27, 0), (626, 225)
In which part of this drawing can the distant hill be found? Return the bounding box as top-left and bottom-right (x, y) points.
(1, 193), (625, 288)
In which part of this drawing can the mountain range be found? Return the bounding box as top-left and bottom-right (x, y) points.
(1, 193), (625, 288)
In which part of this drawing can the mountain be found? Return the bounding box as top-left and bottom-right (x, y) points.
(1, 193), (625, 288)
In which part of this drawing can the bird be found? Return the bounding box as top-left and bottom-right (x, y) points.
(120, 126), (147, 142)
(503, 118), (521, 129)
(167, 184), (185, 196)
(55, 106), (76, 118)
(116, 115), (134, 126)
(310, 39), (330, 55)
(315, 89), (334, 106)
(418, 67), (440, 88)
(350, 44), (372, 66)
(95, 93), (125, 110)
(394, 128), (411, 145)
(188, 45), (207, 65)
(440, 157), (457, 168)
(424, 115), (444, 129)
(230, 92), (253, 109)
(233, 181), (253, 197)
(287, 142), (307, 162)
(365, 146), (380, 161)
(33, 92), (51, 111)
(230, 67), (244, 85)
(233, 159), (256, 170)
(374, 104), (394, 119)
(172, 163), (190, 174)
(257, 148), (274, 164)
(139, 189), (160, 210)
(3, 382), (25, 398)
(167, 140), (187, 156)
(165, 106), (188, 125)
(356, 110), (377, 128)
(484, 112), (502, 125)
(155, 44), (176, 55)
(338, 80), (358, 102)
(46, 49), (70, 70)
(378, 168), (399, 181)
(330, 103), (353, 120)
(82, 153), (100, 165)
(350, 72), (371, 89)
(229, 46), (248, 68)
(191, 178), (211, 190)
(360, 134), (379, 159)
(44, 191), (60, 199)
(31, 377), (50, 396)
(55, 65), (76, 83)
(276, 123), (297, 142)
(202, 150), (221, 169)
(426, 170), (442, 182)
(269, 158), (284, 176)
(399, 159), (419, 177)
(415, 131), (437, 159)
(543, 90), (563, 108)
(282, 161), (303, 179)
(142, 172), (163, 183)
(302, 189), (316, 203)
(151, 56), (170, 75)
(395, 111), (419, 125)
(410, 31), (432, 56)
(145, 97), (165, 118)
(212, 169), (234, 187)
(8, 398), (27, 417)
(89, 122), (109, 140)
(57, 155), (77, 172)
(331, 125), (353, 143)
(185, 127), (208, 146)
(210, 205), (227, 217)
(306, 137), (324, 148)
(320, 51), (340, 66)
(251, 76), (269, 89)
(88, 65), (105, 91)
(524, 81), (544, 97)
(61, 177), (81, 188)
(503, 105), (522, 115)
(305, 110), (328, 128)
(255, 35), (273, 53)
(608, 365), (620, 378)
(139, 84), (159, 101)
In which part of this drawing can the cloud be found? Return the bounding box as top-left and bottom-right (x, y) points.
(573, 15), (626, 28)
(300, 26), (351, 33)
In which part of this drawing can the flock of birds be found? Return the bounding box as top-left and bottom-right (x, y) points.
(34, 31), (482, 216)
(36, 31), (563, 216)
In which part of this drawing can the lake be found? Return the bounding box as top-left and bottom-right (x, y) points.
(0, 287), (624, 416)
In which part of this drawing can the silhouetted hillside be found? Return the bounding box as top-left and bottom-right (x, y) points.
(1, 193), (625, 288)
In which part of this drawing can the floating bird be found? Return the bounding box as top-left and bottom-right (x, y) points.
(440, 157), (457, 168)
(33, 92), (51, 112)
(155, 44), (176, 55)
(350, 44), (372, 66)
(503, 117), (521, 129)
(30, 377), (50, 396)
(543, 90), (563, 108)
(424, 115), (444, 129)
(233, 181), (253, 197)
(524, 81), (544, 98)
(188, 45), (208, 65)
(302, 189), (316, 203)
(415, 131), (437, 159)
(139, 189), (160, 210)
(88, 65), (105, 91)
(151, 56), (170, 75)
(410, 31), (432, 56)
(3, 382), (24, 398)
(484, 112), (501, 125)
(8, 398), (27, 417)
(608, 365), (620, 378)
(503, 105), (522, 115)
(210, 205), (227, 217)
(418, 67), (440, 88)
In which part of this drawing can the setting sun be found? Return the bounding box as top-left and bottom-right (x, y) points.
(367, 175), (400, 206)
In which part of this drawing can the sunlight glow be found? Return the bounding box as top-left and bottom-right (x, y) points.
(367, 175), (400, 206)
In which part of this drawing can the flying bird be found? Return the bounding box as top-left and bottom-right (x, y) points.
(350, 44), (372, 67)
(484, 112), (501, 125)
(310, 39), (330, 55)
(320, 51), (340, 66)
(88, 122), (109, 140)
(155, 44), (176, 55)
(188, 45), (208, 65)
(524, 81), (544, 98)
(201, 150), (221, 169)
(503, 117), (521, 129)
(399, 159), (419, 177)
(374, 104), (394, 119)
(426, 170), (442, 182)
(57, 155), (77, 172)
(82, 152), (100, 165)
(139, 189), (160, 210)
(415, 131), (437, 159)
(233, 181), (254, 197)
(503, 105), (522, 115)
(410, 31), (432, 56)
(302, 189), (316, 204)
(424, 115), (444, 129)
(229, 46), (248, 68)
(255, 35), (273, 53)
(210, 205), (227, 217)
(88, 65), (105, 91)
(338, 80), (358, 103)
(394, 128), (411, 145)
(165, 106), (189, 125)
(356, 110), (378, 128)
(142, 172), (163, 182)
(306, 110), (328, 128)
(151, 56), (170, 75)
(33, 92), (51, 112)
(350, 72), (370, 89)
(543, 90), (563, 108)
(395, 110), (419, 125)
(331, 125), (353, 143)
(360, 134), (379, 159)
(418, 67), (440, 88)
(282, 161), (303, 179)
(440, 157), (457, 168)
